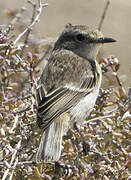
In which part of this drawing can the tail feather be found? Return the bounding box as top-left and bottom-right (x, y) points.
(36, 119), (64, 162)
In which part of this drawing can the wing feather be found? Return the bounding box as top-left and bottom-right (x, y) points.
(37, 87), (87, 130)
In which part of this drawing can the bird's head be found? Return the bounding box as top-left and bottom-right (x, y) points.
(54, 23), (116, 60)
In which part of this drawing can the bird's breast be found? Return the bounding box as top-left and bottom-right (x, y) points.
(69, 70), (102, 126)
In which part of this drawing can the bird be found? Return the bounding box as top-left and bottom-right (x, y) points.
(36, 23), (116, 162)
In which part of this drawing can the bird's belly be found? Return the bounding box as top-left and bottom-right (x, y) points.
(69, 89), (99, 126)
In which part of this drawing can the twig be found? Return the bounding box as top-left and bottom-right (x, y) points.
(0, 25), (10, 27)
(0, 65), (5, 96)
(91, 148), (111, 164)
(0, 160), (53, 167)
(98, 0), (110, 30)
(110, 65), (122, 87)
(17, 161), (37, 165)
(17, 95), (31, 100)
(10, 115), (19, 132)
(9, 158), (18, 180)
(0, 68), (3, 91)
(108, 57), (127, 96)
(13, 106), (31, 115)
(30, 62), (34, 88)
(84, 114), (116, 124)
(0, 161), (11, 169)
(112, 140), (127, 155)
(0, 44), (9, 47)
(2, 139), (22, 180)
(13, 0), (48, 45)
(15, 54), (30, 72)
(15, 54), (36, 95)
(20, 1), (37, 57)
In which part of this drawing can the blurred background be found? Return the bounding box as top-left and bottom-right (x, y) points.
(0, 0), (131, 86)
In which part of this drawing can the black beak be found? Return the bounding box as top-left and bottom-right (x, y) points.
(97, 37), (117, 43)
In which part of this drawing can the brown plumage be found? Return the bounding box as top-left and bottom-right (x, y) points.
(36, 24), (116, 162)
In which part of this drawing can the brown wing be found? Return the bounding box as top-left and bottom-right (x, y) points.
(37, 87), (87, 131)
(36, 49), (96, 131)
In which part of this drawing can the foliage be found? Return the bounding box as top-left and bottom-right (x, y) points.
(0, 1), (130, 180)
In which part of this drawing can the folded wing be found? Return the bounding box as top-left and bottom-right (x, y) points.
(37, 86), (88, 131)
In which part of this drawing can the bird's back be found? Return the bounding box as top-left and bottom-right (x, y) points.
(39, 49), (94, 94)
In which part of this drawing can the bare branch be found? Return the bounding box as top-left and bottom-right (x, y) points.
(0, 44), (9, 47)
(15, 54), (30, 72)
(2, 140), (22, 180)
(13, 0), (48, 45)
(20, 1), (37, 57)
(98, 0), (110, 30)
(84, 114), (116, 124)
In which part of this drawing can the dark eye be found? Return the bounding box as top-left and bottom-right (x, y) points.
(76, 34), (85, 42)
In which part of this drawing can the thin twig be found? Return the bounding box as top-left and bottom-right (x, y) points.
(98, 0), (110, 30)
(110, 65), (122, 87)
(20, 1), (37, 57)
(9, 158), (18, 180)
(0, 44), (9, 47)
(0, 68), (3, 91)
(15, 54), (30, 72)
(84, 114), (116, 124)
(18, 161), (37, 165)
(13, 106), (31, 115)
(14, 0), (48, 45)
(10, 115), (19, 132)
(2, 140), (22, 180)
(91, 148), (111, 164)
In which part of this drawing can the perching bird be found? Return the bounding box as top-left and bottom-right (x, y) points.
(36, 24), (116, 162)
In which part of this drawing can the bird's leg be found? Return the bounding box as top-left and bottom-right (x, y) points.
(53, 162), (71, 179)
(73, 122), (90, 156)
